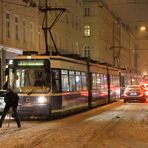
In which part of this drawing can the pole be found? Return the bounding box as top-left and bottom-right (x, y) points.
(87, 59), (92, 109)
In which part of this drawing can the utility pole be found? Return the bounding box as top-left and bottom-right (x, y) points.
(109, 46), (123, 68)
(39, 0), (66, 55)
(112, 19), (122, 68)
(22, 0), (65, 55)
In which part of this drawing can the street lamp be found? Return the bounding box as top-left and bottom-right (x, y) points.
(140, 26), (146, 31)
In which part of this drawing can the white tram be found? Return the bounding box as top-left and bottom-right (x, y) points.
(6, 54), (122, 118)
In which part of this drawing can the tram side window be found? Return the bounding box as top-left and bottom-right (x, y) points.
(100, 74), (107, 89)
(92, 73), (100, 89)
(92, 73), (97, 89)
(110, 75), (113, 87)
(61, 70), (87, 92)
(103, 74), (108, 88)
(120, 76), (125, 87)
(81, 72), (87, 90)
(96, 74), (100, 89)
(52, 69), (61, 93)
(76, 71), (81, 91)
(116, 76), (120, 87)
(69, 71), (76, 91)
(61, 70), (69, 91)
(111, 75), (120, 87)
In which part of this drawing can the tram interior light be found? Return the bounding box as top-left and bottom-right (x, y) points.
(76, 76), (80, 82)
(8, 60), (13, 64)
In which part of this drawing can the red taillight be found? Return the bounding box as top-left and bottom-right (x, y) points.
(139, 93), (143, 97)
(123, 93), (127, 97)
(145, 91), (148, 96)
(80, 91), (88, 97)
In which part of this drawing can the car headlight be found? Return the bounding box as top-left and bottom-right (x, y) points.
(38, 97), (47, 104)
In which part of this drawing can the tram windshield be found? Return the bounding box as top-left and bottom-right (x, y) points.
(8, 59), (50, 93)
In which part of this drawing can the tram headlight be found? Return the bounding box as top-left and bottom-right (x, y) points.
(37, 97), (47, 104)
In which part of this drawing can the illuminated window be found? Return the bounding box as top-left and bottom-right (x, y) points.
(69, 71), (76, 91)
(76, 71), (81, 91)
(81, 72), (87, 90)
(61, 70), (69, 92)
(84, 25), (91, 37)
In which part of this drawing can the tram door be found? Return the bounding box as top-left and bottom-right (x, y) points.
(51, 69), (62, 109)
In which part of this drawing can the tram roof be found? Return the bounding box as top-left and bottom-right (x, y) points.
(15, 54), (119, 70)
(15, 55), (87, 64)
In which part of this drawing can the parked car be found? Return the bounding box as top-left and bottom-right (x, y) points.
(0, 90), (6, 112)
(122, 85), (146, 103)
(140, 83), (148, 96)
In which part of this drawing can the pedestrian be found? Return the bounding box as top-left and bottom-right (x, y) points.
(0, 88), (21, 128)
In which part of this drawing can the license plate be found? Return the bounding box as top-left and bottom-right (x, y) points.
(130, 92), (137, 96)
(24, 103), (31, 107)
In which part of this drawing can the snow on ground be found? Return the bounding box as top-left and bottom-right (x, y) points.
(0, 101), (148, 148)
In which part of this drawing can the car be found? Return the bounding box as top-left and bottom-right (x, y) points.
(140, 83), (148, 96)
(122, 85), (146, 103)
(0, 90), (6, 112)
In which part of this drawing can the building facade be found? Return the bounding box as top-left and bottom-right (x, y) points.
(0, 0), (139, 88)
(83, 0), (137, 73)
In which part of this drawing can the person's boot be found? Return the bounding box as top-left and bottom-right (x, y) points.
(17, 122), (21, 128)
(0, 121), (2, 128)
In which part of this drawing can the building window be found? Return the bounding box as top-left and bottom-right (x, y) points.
(72, 14), (74, 28)
(30, 22), (34, 45)
(6, 13), (10, 39)
(23, 20), (26, 43)
(79, 19), (81, 31)
(84, 25), (91, 37)
(38, 27), (41, 49)
(76, 17), (78, 30)
(84, 8), (90, 16)
(66, 38), (69, 50)
(84, 46), (91, 58)
(15, 16), (19, 40)
(66, 13), (69, 24)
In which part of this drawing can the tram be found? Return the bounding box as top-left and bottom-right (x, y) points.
(2, 53), (124, 118)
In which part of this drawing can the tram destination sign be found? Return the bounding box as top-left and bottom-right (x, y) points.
(15, 60), (45, 67)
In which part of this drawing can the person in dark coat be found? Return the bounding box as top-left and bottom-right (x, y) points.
(0, 88), (21, 128)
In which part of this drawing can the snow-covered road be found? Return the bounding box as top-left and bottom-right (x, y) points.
(0, 101), (148, 148)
